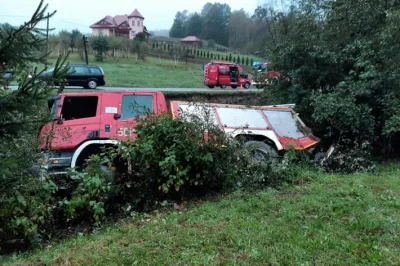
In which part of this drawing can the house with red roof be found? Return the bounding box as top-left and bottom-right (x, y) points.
(180, 36), (203, 48)
(90, 9), (151, 40)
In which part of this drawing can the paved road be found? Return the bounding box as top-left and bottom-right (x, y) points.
(7, 85), (262, 92)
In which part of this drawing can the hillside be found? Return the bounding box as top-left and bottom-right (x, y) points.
(2, 162), (399, 265)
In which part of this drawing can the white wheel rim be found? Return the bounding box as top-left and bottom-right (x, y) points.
(89, 81), (96, 88)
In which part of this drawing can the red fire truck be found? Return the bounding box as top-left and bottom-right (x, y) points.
(39, 91), (322, 175)
(204, 61), (252, 89)
(251, 62), (288, 89)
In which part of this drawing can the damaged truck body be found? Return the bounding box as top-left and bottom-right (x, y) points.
(40, 91), (321, 175)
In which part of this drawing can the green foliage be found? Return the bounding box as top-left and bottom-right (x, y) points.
(187, 12), (203, 37)
(107, 107), (254, 208)
(91, 36), (109, 61)
(169, 11), (188, 38)
(261, 0), (400, 163)
(134, 32), (147, 43)
(61, 155), (112, 226)
(4, 162), (400, 265)
(0, 0), (70, 253)
(0, 137), (57, 253)
(229, 53), (232, 61)
(246, 57), (249, 66)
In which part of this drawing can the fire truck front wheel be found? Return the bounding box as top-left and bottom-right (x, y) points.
(244, 82), (251, 89)
(207, 85), (215, 89)
(245, 141), (279, 165)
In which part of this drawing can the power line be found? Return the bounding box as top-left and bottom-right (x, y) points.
(0, 15), (30, 17)
(54, 19), (89, 28)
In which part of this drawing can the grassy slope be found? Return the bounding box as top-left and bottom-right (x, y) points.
(48, 54), (205, 88)
(3, 162), (400, 265)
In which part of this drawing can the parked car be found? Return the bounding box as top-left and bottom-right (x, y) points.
(40, 64), (106, 89)
(1, 66), (14, 90)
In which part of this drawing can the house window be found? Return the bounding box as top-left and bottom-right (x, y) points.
(132, 21), (135, 26)
(61, 96), (98, 120)
(99, 29), (103, 35)
(137, 21), (140, 26)
(121, 95), (153, 119)
(131, 31), (136, 36)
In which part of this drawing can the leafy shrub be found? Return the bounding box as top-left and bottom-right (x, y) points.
(269, 148), (324, 186)
(105, 105), (273, 210)
(58, 155), (113, 226)
(0, 136), (57, 254)
(322, 138), (376, 174)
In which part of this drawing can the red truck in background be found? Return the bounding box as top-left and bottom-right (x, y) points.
(251, 62), (288, 89)
(204, 61), (252, 89)
(40, 91), (321, 175)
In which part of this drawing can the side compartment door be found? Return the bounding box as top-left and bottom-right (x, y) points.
(114, 93), (156, 141)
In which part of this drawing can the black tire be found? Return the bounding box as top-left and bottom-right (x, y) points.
(245, 141), (279, 164)
(87, 79), (98, 89)
(271, 77), (279, 85)
(220, 85), (227, 89)
(244, 82), (251, 89)
(256, 85), (261, 89)
(231, 85), (238, 89)
(208, 85), (215, 89)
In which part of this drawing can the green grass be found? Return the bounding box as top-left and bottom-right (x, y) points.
(3, 162), (400, 265)
(47, 54), (205, 88)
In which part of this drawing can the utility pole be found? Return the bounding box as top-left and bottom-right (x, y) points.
(45, 12), (49, 68)
(82, 35), (89, 65)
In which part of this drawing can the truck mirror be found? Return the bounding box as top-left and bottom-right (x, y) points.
(114, 114), (121, 119)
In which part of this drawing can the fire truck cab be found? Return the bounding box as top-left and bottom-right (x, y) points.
(251, 62), (287, 89)
(204, 61), (251, 89)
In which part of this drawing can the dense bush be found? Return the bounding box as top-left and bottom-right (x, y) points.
(258, 0), (400, 170)
(0, 136), (57, 253)
(105, 106), (271, 211)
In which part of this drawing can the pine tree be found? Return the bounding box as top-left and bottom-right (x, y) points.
(246, 57), (249, 66)
(225, 55), (228, 61)
(207, 51), (210, 58)
(237, 56), (241, 64)
(250, 58), (254, 66)
(233, 57), (236, 63)
(152, 42), (155, 49)
(156, 41), (159, 48)
(229, 53), (232, 61)
(242, 57), (245, 65)
(0, 0), (70, 247)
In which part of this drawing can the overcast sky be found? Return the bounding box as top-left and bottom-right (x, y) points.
(0, 0), (263, 34)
